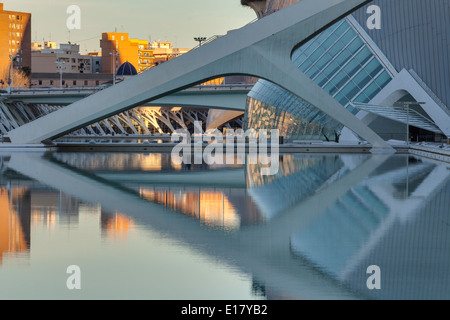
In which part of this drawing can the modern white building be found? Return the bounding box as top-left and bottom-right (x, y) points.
(242, 0), (450, 143)
(4, 0), (448, 147)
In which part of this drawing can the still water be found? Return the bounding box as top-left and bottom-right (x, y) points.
(0, 151), (449, 300)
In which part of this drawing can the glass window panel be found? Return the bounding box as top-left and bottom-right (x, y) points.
(332, 71), (350, 88)
(341, 81), (358, 97)
(309, 46), (326, 62)
(335, 49), (352, 65)
(298, 38), (315, 53)
(347, 84), (362, 100)
(303, 40), (319, 56)
(293, 52), (307, 66)
(363, 82), (381, 100)
(347, 37), (364, 54)
(340, 28), (356, 45)
(354, 92), (369, 103)
(316, 28), (332, 43)
(306, 65), (320, 78)
(324, 82), (338, 96)
(323, 61), (340, 79)
(364, 59), (383, 77)
(291, 49), (302, 62)
(334, 21), (349, 37)
(328, 21), (343, 34)
(315, 73), (328, 87)
(322, 33), (338, 49)
(328, 40), (344, 56)
(374, 71), (392, 88)
(343, 59), (360, 78)
(335, 92), (349, 106)
(354, 47), (372, 65)
(353, 70), (371, 89)
(316, 54), (331, 70)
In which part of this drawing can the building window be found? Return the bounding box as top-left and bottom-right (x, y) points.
(96, 81), (99, 86)
(38, 80), (42, 85)
(84, 80), (88, 86)
(73, 80), (77, 86)
(50, 80), (54, 86)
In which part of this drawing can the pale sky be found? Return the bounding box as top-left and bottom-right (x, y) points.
(2, 0), (256, 53)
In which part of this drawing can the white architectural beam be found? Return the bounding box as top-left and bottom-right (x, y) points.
(7, 0), (392, 151)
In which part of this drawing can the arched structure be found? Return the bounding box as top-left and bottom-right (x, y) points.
(341, 69), (450, 141)
(6, 0), (393, 152)
(243, 0), (449, 143)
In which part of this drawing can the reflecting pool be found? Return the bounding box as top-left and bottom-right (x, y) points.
(0, 151), (449, 299)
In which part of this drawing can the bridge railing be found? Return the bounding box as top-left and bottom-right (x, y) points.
(7, 87), (105, 95)
(186, 84), (255, 91)
(5, 84), (254, 96)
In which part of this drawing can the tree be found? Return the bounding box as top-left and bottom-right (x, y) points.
(0, 65), (30, 88)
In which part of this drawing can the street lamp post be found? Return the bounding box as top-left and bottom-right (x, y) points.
(56, 59), (66, 88)
(394, 101), (426, 146)
(109, 50), (120, 85)
(194, 37), (207, 47)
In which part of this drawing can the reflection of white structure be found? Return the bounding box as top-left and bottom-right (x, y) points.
(290, 156), (450, 299)
(6, 150), (450, 299)
(247, 155), (348, 220)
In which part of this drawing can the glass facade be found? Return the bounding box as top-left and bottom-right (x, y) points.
(245, 17), (393, 141)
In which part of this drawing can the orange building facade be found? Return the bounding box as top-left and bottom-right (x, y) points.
(0, 3), (31, 85)
(101, 33), (194, 75)
(101, 32), (140, 74)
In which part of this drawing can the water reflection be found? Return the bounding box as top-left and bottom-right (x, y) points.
(0, 187), (30, 264)
(0, 151), (449, 299)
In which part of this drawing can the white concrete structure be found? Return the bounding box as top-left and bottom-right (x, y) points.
(4, 85), (250, 110)
(6, 0), (393, 151)
(0, 85), (250, 135)
(341, 69), (450, 142)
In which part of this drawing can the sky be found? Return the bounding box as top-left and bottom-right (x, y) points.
(3, 0), (256, 53)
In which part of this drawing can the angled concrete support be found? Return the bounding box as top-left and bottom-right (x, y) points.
(343, 69), (450, 140)
(207, 109), (244, 131)
(6, 0), (393, 152)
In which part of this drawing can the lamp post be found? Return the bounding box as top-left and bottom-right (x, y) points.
(194, 37), (207, 47)
(56, 59), (66, 88)
(394, 101), (426, 146)
(109, 50), (120, 85)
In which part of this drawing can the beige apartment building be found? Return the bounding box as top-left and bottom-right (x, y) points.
(32, 43), (93, 74)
